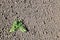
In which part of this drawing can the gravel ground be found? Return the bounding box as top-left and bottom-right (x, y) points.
(0, 0), (60, 40)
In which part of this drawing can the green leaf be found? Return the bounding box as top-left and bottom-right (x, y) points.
(9, 19), (27, 33)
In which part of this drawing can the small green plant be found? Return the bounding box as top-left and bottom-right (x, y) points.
(9, 19), (27, 32)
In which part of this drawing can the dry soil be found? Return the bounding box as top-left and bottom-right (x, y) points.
(0, 0), (60, 40)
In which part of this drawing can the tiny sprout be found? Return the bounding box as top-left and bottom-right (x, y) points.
(9, 19), (27, 33)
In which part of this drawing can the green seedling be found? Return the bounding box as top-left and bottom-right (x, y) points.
(9, 19), (27, 32)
